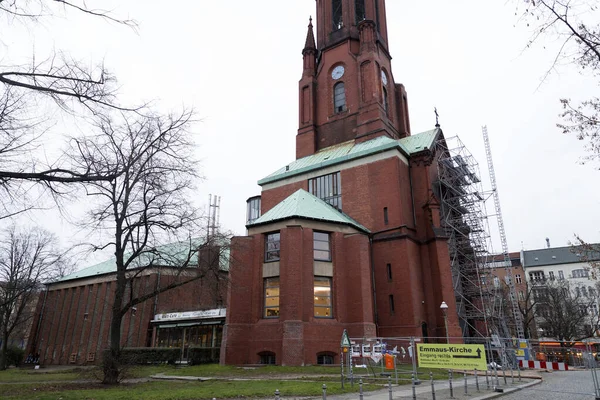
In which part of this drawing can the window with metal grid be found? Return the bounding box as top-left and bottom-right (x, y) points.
(308, 172), (342, 210)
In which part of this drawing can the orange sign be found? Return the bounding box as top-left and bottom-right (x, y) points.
(384, 354), (395, 370)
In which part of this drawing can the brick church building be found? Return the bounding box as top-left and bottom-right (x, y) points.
(221, 0), (462, 366)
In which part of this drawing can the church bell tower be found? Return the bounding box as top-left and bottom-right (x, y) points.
(296, 0), (411, 159)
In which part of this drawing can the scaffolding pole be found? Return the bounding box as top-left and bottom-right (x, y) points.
(435, 135), (519, 339)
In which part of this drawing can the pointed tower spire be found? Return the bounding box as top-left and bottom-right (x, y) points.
(303, 16), (317, 54)
(302, 16), (317, 77)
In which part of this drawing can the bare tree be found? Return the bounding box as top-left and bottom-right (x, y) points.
(498, 280), (538, 338)
(535, 279), (600, 346)
(0, 225), (65, 370)
(67, 110), (228, 384)
(517, 0), (600, 167)
(0, 1), (138, 220)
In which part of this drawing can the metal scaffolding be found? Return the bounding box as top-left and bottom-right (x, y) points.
(435, 136), (509, 338)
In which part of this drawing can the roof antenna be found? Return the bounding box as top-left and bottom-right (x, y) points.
(434, 107), (440, 128)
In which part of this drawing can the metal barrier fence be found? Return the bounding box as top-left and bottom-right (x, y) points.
(339, 336), (600, 387)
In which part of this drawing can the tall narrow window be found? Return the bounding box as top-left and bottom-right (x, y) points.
(383, 207), (389, 225)
(389, 294), (395, 314)
(386, 263), (392, 281)
(382, 87), (389, 114)
(375, 0), (381, 32)
(334, 82), (346, 113)
(355, 0), (366, 23)
(314, 277), (333, 318)
(264, 278), (280, 318)
(332, 0), (343, 30)
(246, 196), (261, 224)
(265, 232), (280, 262)
(308, 172), (342, 210)
(515, 274), (522, 284)
(314, 232), (331, 261)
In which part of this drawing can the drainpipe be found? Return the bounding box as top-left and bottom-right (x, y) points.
(368, 235), (379, 335)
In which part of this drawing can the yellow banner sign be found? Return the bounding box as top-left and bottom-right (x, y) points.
(417, 344), (487, 370)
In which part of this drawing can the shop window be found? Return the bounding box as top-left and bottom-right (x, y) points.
(314, 277), (333, 318)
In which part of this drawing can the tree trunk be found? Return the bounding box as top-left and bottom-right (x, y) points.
(102, 312), (124, 384)
(102, 278), (125, 385)
(0, 330), (8, 370)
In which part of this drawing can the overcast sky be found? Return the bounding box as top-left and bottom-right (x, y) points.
(4, 0), (599, 266)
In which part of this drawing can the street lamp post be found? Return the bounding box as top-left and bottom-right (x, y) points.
(440, 301), (449, 343)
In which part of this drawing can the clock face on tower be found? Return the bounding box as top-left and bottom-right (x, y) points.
(381, 70), (388, 86)
(331, 65), (345, 80)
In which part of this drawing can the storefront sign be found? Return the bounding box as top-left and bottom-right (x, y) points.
(154, 308), (226, 322)
(417, 344), (487, 370)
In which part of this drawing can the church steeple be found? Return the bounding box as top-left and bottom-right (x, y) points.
(296, 0), (411, 159)
(315, 0), (389, 51)
(302, 17), (317, 77)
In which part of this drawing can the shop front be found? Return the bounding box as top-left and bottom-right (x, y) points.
(151, 308), (225, 362)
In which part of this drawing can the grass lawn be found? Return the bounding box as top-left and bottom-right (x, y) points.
(160, 364), (342, 378)
(0, 379), (381, 399)
(0, 368), (91, 383)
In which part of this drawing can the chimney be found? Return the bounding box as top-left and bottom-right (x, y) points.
(545, 238), (550, 248)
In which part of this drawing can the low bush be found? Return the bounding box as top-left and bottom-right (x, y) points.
(103, 347), (180, 365)
(5, 347), (25, 367)
(187, 347), (220, 366)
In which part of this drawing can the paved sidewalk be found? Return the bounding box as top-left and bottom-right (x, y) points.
(325, 376), (541, 400)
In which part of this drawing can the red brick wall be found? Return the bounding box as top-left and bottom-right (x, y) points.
(29, 266), (228, 366)
(222, 227), (376, 366)
(260, 181), (308, 215)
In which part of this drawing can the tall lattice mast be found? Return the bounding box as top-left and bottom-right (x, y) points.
(482, 126), (524, 339)
(436, 136), (491, 337)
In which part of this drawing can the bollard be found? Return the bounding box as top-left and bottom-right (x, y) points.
(411, 373), (417, 400)
(511, 366), (515, 384)
(502, 366), (507, 385)
(388, 376), (393, 400)
(322, 384), (327, 400)
(430, 372), (436, 400)
(518, 365), (522, 382)
(448, 370), (454, 399)
(464, 370), (468, 395)
(274, 390), (280, 400)
(359, 379), (364, 400)
(494, 365), (500, 388)
(485, 368), (490, 390)
(475, 369), (480, 392)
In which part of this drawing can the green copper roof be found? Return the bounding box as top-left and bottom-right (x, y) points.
(258, 128), (440, 186)
(248, 189), (369, 233)
(399, 128), (440, 154)
(57, 238), (229, 283)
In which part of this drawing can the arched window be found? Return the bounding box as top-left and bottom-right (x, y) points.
(355, 0), (366, 23)
(317, 352), (336, 365)
(334, 82), (346, 113)
(258, 351), (276, 365)
(332, 0), (343, 30)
